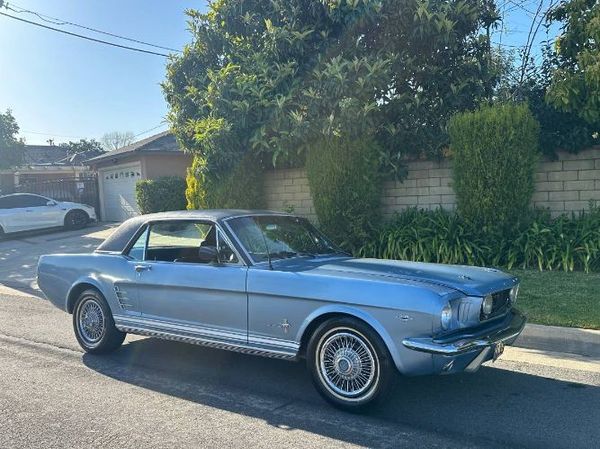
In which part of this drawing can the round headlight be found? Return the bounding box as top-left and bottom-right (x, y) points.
(482, 294), (494, 316)
(509, 285), (519, 305)
(441, 303), (452, 330)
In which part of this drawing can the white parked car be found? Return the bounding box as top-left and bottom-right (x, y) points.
(0, 193), (96, 237)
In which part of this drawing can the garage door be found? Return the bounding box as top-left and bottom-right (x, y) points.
(99, 163), (142, 222)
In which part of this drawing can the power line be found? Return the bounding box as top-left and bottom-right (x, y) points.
(0, 11), (170, 57)
(6, 2), (181, 53)
(20, 130), (88, 139)
(134, 123), (169, 138)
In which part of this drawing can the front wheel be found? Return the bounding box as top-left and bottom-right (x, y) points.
(64, 210), (89, 230)
(306, 317), (394, 411)
(73, 289), (125, 354)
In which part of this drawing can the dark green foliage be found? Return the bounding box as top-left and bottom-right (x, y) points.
(448, 104), (540, 229)
(358, 206), (600, 273)
(135, 176), (187, 214)
(0, 109), (23, 169)
(546, 0), (600, 125)
(306, 136), (382, 251)
(163, 0), (499, 193)
(59, 139), (105, 159)
(496, 46), (598, 157)
(186, 153), (265, 210)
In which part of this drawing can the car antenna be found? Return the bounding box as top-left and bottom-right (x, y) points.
(258, 218), (273, 270)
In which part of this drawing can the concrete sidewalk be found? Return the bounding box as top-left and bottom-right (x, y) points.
(515, 323), (600, 359)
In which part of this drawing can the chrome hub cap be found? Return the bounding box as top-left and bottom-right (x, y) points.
(78, 299), (105, 345)
(319, 331), (377, 399)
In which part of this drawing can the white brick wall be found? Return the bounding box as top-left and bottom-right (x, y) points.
(263, 146), (600, 218)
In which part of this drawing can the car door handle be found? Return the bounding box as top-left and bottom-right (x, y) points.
(134, 264), (152, 273)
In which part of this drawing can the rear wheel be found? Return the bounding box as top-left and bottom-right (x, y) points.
(64, 210), (89, 230)
(73, 289), (125, 354)
(306, 317), (394, 411)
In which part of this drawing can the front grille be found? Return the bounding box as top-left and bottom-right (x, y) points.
(482, 289), (511, 320)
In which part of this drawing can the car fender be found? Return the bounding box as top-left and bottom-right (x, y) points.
(66, 275), (109, 313)
(295, 304), (405, 372)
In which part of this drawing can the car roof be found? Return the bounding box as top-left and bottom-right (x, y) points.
(0, 193), (47, 198)
(96, 209), (293, 253)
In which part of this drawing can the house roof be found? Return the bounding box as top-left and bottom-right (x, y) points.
(14, 144), (103, 168)
(86, 131), (182, 164)
(21, 145), (70, 165)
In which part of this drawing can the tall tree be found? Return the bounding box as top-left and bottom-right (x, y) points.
(101, 131), (135, 151)
(0, 109), (24, 169)
(546, 0), (600, 125)
(59, 139), (105, 159)
(164, 0), (499, 182)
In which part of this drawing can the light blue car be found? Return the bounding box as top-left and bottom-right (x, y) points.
(37, 210), (525, 410)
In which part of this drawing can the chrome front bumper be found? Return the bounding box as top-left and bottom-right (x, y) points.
(402, 309), (526, 356)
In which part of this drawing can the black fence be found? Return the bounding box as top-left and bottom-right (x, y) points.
(15, 175), (101, 219)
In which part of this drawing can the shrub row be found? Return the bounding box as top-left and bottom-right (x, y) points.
(357, 206), (600, 273)
(135, 176), (187, 214)
(306, 136), (382, 251)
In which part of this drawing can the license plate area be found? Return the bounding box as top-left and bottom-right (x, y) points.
(493, 341), (505, 361)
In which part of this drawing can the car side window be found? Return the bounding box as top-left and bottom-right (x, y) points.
(0, 195), (23, 209)
(217, 229), (239, 264)
(141, 221), (239, 265)
(127, 226), (149, 261)
(20, 195), (48, 207)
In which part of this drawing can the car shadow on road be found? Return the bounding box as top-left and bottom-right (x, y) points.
(83, 337), (600, 449)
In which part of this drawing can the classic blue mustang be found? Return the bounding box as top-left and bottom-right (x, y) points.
(38, 210), (525, 410)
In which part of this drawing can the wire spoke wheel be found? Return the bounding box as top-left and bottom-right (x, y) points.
(77, 298), (106, 346)
(317, 329), (379, 400)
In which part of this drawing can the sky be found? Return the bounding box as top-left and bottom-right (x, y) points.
(0, 0), (206, 145)
(0, 0), (558, 146)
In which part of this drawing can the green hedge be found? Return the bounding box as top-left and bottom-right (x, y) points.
(186, 153), (265, 210)
(135, 176), (187, 214)
(306, 136), (382, 251)
(448, 103), (540, 229)
(358, 206), (600, 273)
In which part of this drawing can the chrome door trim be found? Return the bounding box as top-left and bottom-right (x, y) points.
(114, 315), (298, 360)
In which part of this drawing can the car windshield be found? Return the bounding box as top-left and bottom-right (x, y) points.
(227, 215), (344, 263)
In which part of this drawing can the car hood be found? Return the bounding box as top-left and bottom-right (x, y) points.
(280, 257), (518, 297)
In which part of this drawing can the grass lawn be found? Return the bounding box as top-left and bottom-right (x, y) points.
(510, 269), (600, 330)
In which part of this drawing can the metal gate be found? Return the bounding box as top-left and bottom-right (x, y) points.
(15, 175), (101, 219)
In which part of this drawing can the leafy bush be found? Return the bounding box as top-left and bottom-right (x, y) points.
(306, 136), (382, 251)
(448, 104), (540, 229)
(358, 206), (600, 273)
(135, 176), (187, 214)
(186, 153), (265, 210)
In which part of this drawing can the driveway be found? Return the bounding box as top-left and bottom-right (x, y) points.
(0, 224), (118, 296)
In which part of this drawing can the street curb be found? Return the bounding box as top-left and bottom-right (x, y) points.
(515, 323), (600, 358)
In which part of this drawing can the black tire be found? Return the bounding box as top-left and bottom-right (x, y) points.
(64, 210), (89, 230)
(72, 289), (125, 354)
(306, 317), (394, 411)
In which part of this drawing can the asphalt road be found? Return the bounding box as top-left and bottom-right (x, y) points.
(1, 293), (599, 449)
(0, 224), (116, 294)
